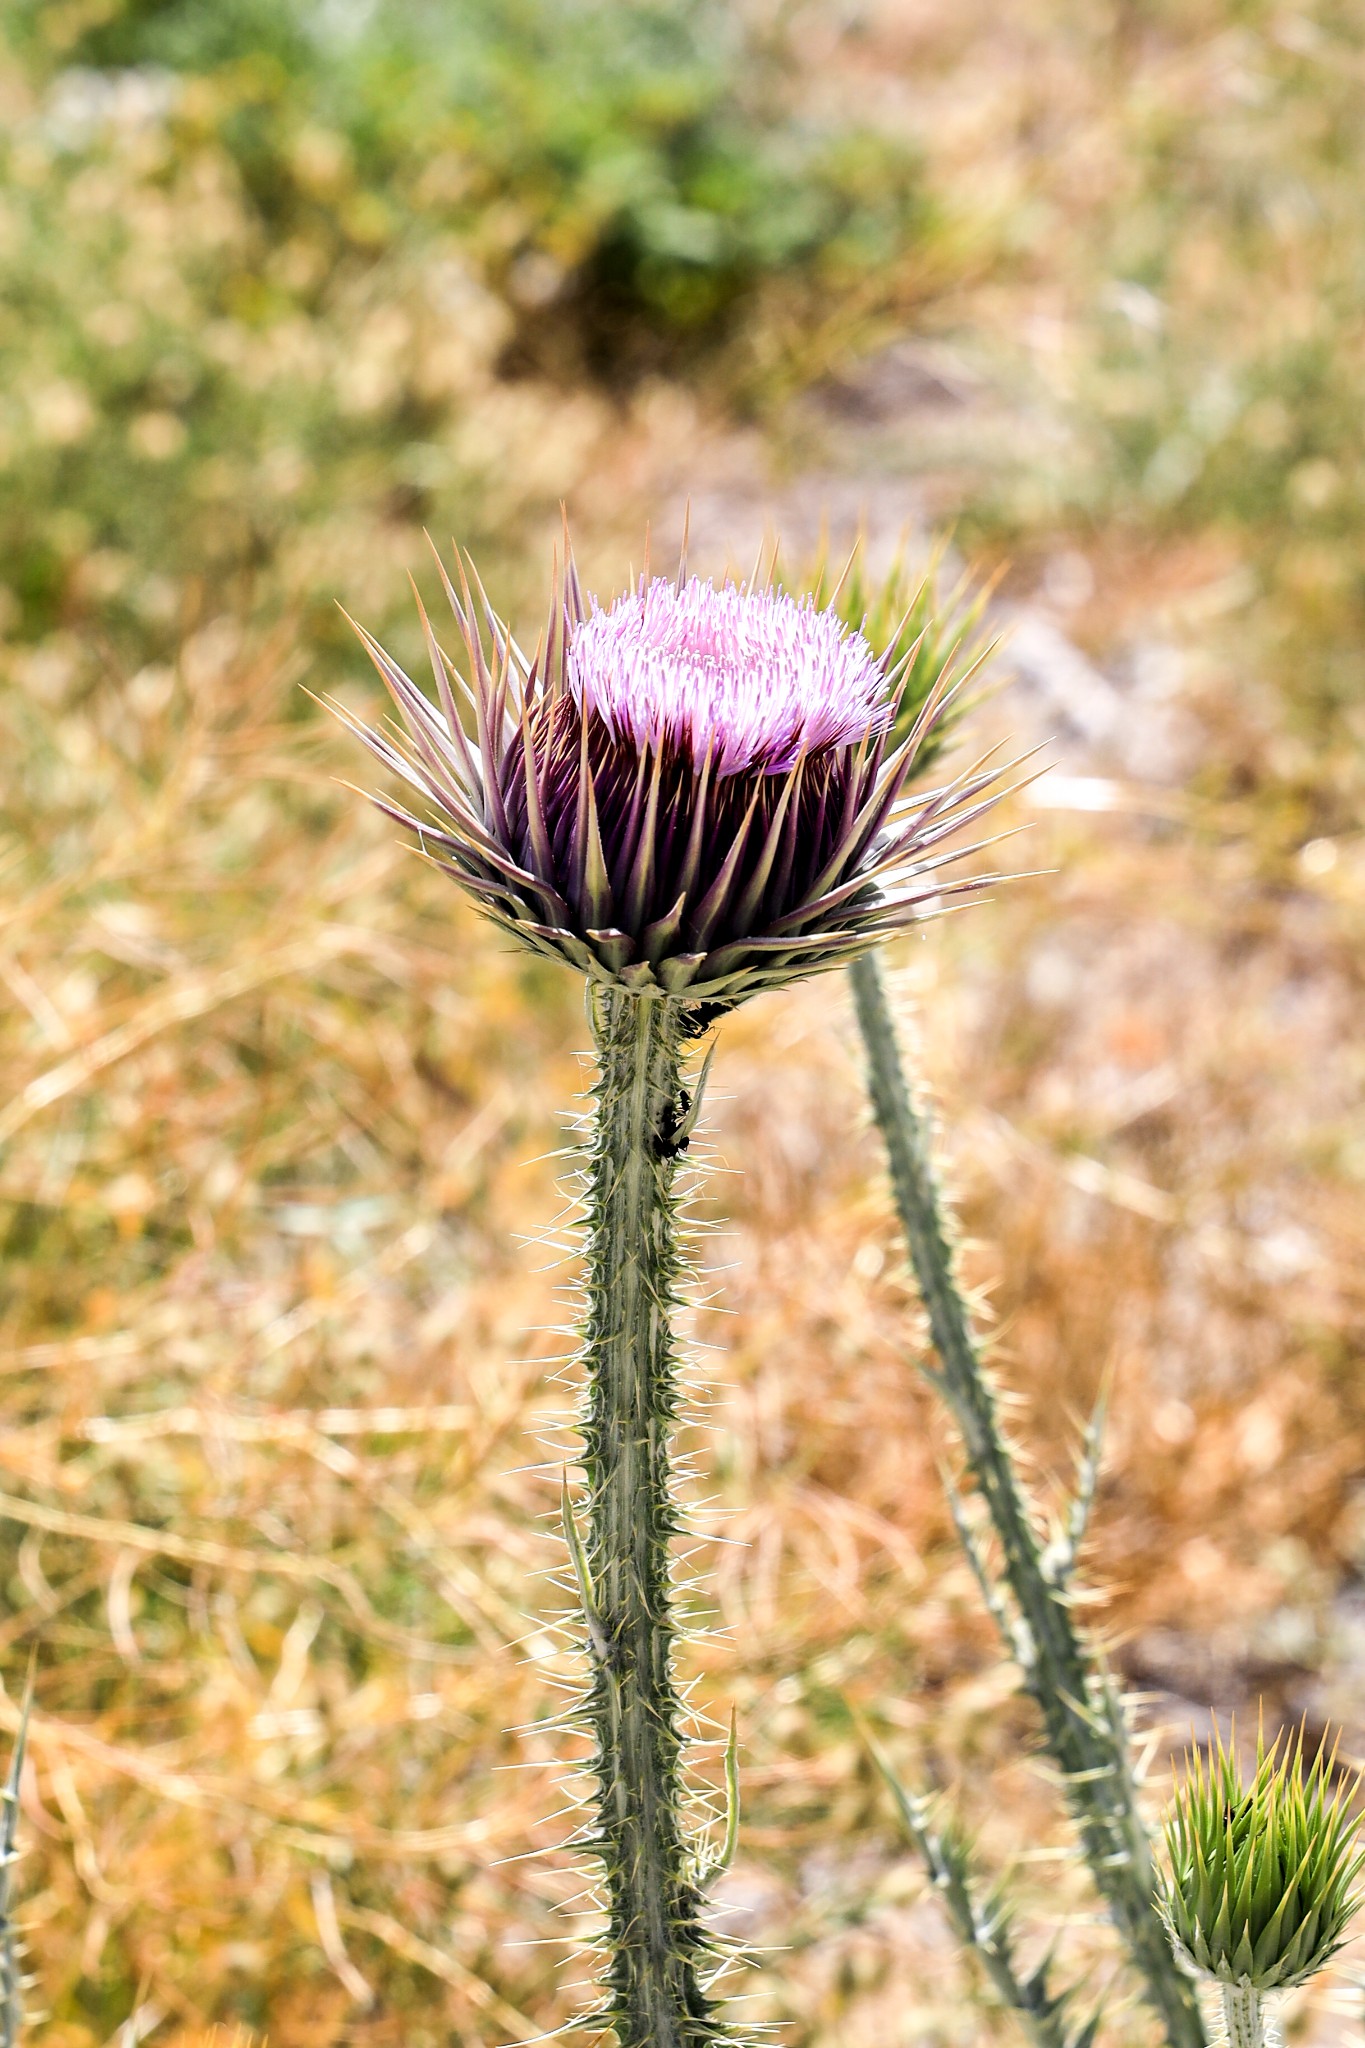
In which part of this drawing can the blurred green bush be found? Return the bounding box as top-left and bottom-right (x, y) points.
(963, 7), (1365, 724)
(0, 0), (932, 684)
(17, 0), (929, 370)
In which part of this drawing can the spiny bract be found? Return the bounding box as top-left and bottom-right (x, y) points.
(795, 531), (1000, 772)
(336, 532), (1008, 1005)
(1158, 1720), (1365, 1993)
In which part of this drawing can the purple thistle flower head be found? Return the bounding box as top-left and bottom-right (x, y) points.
(568, 576), (891, 777)
(337, 532), (1009, 1008)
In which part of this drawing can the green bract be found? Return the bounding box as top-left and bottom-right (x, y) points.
(1158, 1721), (1365, 1993)
(796, 535), (999, 768)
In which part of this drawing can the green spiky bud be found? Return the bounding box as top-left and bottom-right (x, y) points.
(1158, 1720), (1365, 1997)
(797, 534), (999, 769)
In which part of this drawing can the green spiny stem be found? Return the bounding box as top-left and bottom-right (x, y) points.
(0, 1688), (30, 2048)
(849, 949), (1206, 2048)
(1220, 1985), (1272, 2048)
(868, 1729), (1098, 2048)
(578, 987), (719, 2048)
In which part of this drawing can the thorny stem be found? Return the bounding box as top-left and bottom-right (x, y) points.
(1220, 1984), (1272, 2048)
(871, 1734), (1085, 2048)
(577, 988), (720, 2048)
(849, 949), (1206, 2048)
(0, 1687), (29, 2048)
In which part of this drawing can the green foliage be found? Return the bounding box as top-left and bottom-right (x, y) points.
(424, 0), (931, 375)
(1159, 1720), (1365, 1993)
(965, 8), (1365, 719)
(0, 37), (515, 678)
(1086, 12), (1365, 542)
(0, 0), (935, 685)
(11, 0), (932, 379)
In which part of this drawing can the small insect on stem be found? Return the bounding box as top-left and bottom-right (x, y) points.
(654, 1042), (716, 1163)
(656, 1091), (691, 1160)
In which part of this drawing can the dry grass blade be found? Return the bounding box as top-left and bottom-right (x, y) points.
(337, 1906), (542, 2036)
(0, 935), (368, 1144)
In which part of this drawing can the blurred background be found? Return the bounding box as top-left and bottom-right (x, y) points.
(1, 0), (1364, 2041)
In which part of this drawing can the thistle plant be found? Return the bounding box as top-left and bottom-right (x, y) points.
(1158, 1723), (1365, 2048)
(337, 532), (1006, 2047)
(835, 549), (1210, 2048)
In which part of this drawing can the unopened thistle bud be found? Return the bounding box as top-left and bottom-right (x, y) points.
(801, 533), (999, 770)
(337, 534), (1006, 1008)
(1159, 1720), (1364, 2048)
